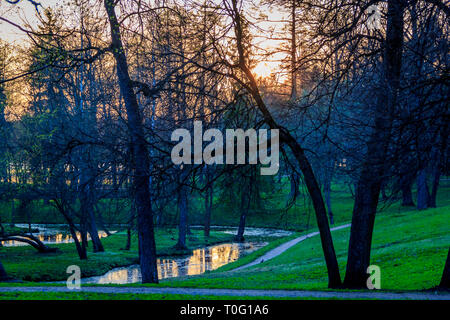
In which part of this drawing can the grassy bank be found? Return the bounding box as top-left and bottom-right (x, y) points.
(1, 183), (448, 292)
(0, 228), (242, 282)
(139, 184), (450, 291)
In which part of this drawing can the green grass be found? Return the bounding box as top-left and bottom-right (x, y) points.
(0, 228), (238, 282)
(1, 181), (448, 296)
(133, 184), (450, 291)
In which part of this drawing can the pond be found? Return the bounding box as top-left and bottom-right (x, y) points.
(82, 241), (267, 284)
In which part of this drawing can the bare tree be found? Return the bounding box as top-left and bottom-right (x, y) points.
(103, 0), (158, 283)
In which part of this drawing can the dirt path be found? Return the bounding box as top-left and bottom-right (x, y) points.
(0, 286), (449, 300)
(234, 223), (351, 271)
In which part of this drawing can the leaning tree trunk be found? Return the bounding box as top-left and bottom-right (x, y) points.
(230, 0), (342, 288)
(80, 185), (104, 252)
(104, 0), (158, 283)
(69, 225), (86, 260)
(87, 208), (104, 252)
(54, 201), (87, 260)
(439, 247), (450, 289)
(344, 0), (405, 289)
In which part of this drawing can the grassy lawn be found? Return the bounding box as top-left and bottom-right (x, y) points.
(134, 184), (449, 291)
(0, 228), (242, 282)
(0, 182), (448, 294)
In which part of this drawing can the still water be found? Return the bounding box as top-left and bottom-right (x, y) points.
(1, 224), (112, 246)
(3, 224), (282, 283)
(82, 241), (267, 284)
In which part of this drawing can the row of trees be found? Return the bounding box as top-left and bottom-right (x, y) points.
(0, 0), (448, 288)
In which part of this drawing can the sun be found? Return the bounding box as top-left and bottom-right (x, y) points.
(252, 61), (274, 79)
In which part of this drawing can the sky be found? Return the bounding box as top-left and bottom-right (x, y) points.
(0, 0), (287, 79)
(0, 0), (60, 43)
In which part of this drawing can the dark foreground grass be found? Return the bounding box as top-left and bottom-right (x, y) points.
(0, 291), (360, 300)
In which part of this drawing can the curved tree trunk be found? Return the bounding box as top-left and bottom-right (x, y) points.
(104, 0), (158, 283)
(229, 0), (341, 288)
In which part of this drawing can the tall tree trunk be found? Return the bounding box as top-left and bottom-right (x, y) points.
(104, 0), (158, 284)
(344, 0), (405, 289)
(417, 168), (430, 210)
(230, 0), (341, 287)
(439, 247), (450, 289)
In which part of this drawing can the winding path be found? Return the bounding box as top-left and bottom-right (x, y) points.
(234, 223), (351, 271)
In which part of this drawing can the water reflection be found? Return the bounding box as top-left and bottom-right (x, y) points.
(1, 224), (113, 246)
(83, 242), (267, 284)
